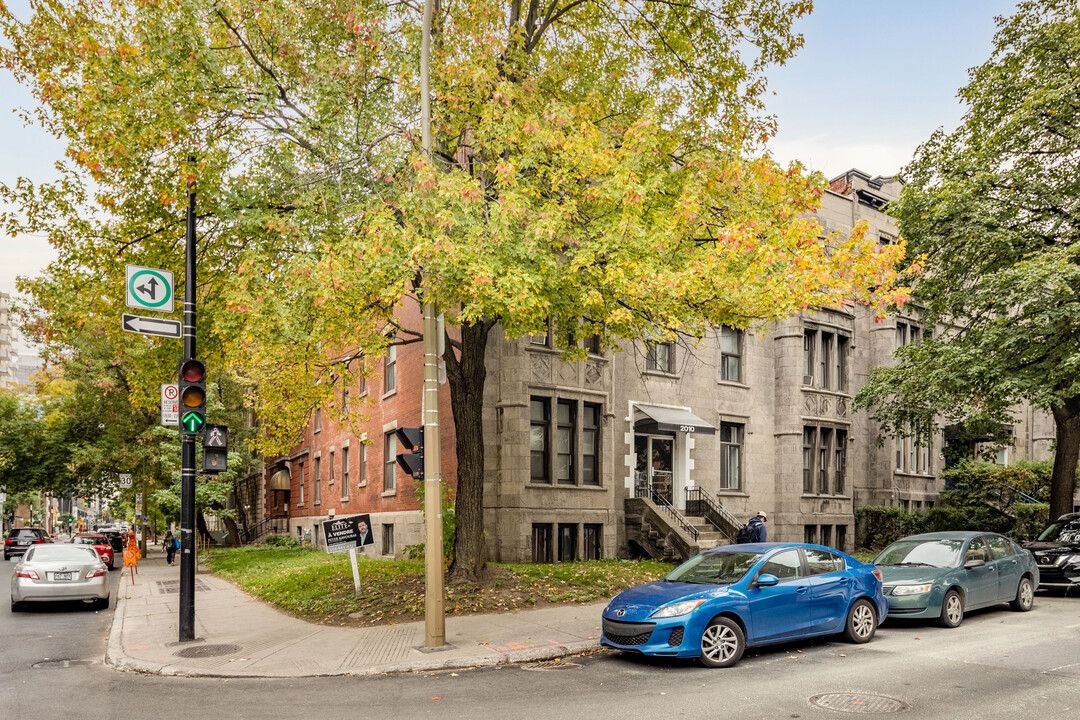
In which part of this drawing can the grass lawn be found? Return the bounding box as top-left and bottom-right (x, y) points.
(201, 546), (673, 627)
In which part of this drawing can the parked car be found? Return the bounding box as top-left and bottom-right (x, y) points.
(70, 532), (115, 569)
(601, 543), (887, 668)
(1024, 512), (1080, 589)
(874, 531), (1039, 628)
(4, 527), (53, 561)
(98, 529), (125, 556)
(10, 544), (111, 612)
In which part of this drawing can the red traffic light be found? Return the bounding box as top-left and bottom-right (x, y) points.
(180, 359), (206, 383)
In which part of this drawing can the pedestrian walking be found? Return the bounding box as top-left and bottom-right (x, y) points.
(748, 511), (767, 542)
(163, 530), (177, 565)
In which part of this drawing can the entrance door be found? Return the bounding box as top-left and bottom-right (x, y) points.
(635, 435), (674, 505)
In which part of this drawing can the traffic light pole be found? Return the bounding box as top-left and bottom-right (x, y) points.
(420, 0), (445, 649)
(179, 160), (197, 642)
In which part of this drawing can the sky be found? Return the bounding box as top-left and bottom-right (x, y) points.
(0, 0), (1020, 322)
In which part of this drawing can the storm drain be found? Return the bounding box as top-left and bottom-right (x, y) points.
(173, 643), (242, 659)
(810, 693), (909, 714)
(155, 579), (212, 594)
(520, 660), (581, 671)
(33, 659), (93, 669)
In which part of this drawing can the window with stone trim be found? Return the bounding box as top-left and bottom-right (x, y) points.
(558, 523), (577, 562)
(298, 460), (305, 505)
(341, 447), (350, 501)
(719, 422), (743, 491)
(384, 431), (396, 493)
(530, 398), (551, 484)
(531, 396), (602, 487)
(583, 524), (603, 560)
(646, 342), (673, 373)
(582, 403), (600, 486)
(384, 345), (396, 394)
(720, 326), (742, 382)
(314, 456), (322, 504)
(532, 523), (553, 563)
(556, 400), (576, 485)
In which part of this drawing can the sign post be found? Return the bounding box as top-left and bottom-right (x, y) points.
(323, 514), (374, 596)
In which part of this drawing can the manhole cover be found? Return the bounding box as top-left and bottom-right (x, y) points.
(173, 643), (242, 658)
(156, 579), (212, 594)
(33, 659), (93, 669)
(521, 660), (580, 671)
(810, 693), (909, 714)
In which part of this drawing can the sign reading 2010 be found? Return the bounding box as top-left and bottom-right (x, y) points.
(125, 265), (175, 314)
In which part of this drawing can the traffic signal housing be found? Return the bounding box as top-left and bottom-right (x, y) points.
(202, 424), (228, 473)
(395, 427), (424, 480)
(82, 498), (89, 508)
(178, 358), (207, 436)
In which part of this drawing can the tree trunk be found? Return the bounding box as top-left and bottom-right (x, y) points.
(445, 318), (492, 583)
(223, 514), (242, 547)
(1050, 397), (1080, 520)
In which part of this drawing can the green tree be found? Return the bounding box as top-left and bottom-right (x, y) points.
(3, 0), (911, 580)
(855, 0), (1080, 520)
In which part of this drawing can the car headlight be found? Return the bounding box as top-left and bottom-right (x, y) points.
(650, 599), (707, 618)
(891, 583), (933, 596)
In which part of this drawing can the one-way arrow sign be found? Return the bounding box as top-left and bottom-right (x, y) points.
(122, 313), (182, 339)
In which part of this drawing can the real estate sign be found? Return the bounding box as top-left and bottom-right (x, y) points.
(323, 513), (374, 555)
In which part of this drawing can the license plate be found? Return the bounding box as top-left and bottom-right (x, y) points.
(54, 572), (72, 581)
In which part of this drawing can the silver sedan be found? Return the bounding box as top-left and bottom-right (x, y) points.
(10, 544), (111, 611)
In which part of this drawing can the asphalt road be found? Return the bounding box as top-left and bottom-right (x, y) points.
(2, 557), (1078, 720)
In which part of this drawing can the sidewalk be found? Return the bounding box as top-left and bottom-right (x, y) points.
(105, 545), (607, 677)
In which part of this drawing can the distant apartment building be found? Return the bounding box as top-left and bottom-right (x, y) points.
(264, 170), (1057, 561)
(0, 292), (19, 388)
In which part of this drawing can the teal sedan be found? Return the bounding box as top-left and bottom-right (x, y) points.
(874, 531), (1039, 628)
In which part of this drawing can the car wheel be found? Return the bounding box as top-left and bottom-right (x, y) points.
(939, 589), (964, 628)
(11, 600), (23, 613)
(699, 617), (745, 668)
(96, 596), (110, 610)
(843, 599), (877, 643)
(1010, 577), (1035, 612)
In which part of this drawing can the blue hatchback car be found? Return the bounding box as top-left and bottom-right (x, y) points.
(601, 543), (887, 667)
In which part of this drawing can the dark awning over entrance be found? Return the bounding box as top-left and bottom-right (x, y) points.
(269, 468), (292, 491)
(634, 405), (716, 435)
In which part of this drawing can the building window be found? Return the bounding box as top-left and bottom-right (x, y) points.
(529, 326), (550, 346)
(314, 407), (322, 433)
(342, 387), (349, 417)
(720, 326), (742, 382)
(558, 523), (577, 562)
(583, 524), (602, 560)
(895, 435), (904, 471)
(384, 431), (396, 493)
(896, 321), (908, 349)
(803, 330), (815, 385)
(804, 524), (817, 544)
(582, 403), (600, 486)
(298, 460), (305, 505)
(314, 456), (322, 504)
(556, 400), (576, 485)
(818, 428), (832, 494)
(835, 429), (847, 494)
(341, 448), (349, 501)
(918, 434), (932, 475)
(359, 371), (367, 396)
(382, 524), (394, 557)
(532, 523), (553, 563)
(803, 427), (815, 492)
(837, 525), (848, 552)
(719, 422), (743, 491)
(360, 443), (367, 486)
(329, 451), (335, 485)
(820, 524), (832, 549)
(384, 345), (396, 394)
(584, 334), (602, 355)
(820, 332), (833, 390)
(646, 342), (673, 373)
(837, 336), (850, 392)
(530, 398), (551, 484)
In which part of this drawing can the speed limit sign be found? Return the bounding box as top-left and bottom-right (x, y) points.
(161, 383), (179, 426)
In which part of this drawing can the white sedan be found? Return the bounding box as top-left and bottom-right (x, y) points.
(10, 544), (111, 612)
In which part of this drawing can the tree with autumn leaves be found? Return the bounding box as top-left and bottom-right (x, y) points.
(2, 0), (910, 581)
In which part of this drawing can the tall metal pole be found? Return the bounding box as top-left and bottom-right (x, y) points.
(420, 0), (445, 648)
(179, 157), (197, 642)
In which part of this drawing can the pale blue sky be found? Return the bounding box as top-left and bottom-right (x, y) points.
(1, 0), (1019, 301)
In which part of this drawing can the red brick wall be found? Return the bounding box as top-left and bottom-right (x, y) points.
(263, 301), (459, 523)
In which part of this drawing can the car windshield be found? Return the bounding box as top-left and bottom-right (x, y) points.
(666, 551), (763, 585)
(26, 545), (100, 563)
(12, 529), (40, 539)
(874, 539), (964, 568)
(74, 536), (105, 545)
(1037, 519), (1080, 544)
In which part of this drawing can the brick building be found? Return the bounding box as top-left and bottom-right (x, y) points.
(264, 169), (1058, 561)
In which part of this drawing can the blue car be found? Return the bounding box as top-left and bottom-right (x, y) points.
(601, 543), (887, 668)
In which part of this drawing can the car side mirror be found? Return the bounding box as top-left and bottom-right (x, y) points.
(755, 573), (780, 587)
(964, 559), (986, 569)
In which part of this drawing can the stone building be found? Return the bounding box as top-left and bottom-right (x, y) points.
(264, 169), (1058, 560)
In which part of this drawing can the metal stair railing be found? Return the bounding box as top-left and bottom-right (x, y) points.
(239, 517), (276, 544)
(635, 481), (699, 542)
(685, 487), (742, 540)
